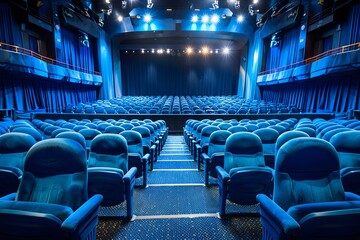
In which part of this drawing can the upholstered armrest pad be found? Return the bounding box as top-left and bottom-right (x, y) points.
(229, 166), (273, 177)
(195, 144), (201, 150)
(216, 166), (230, 181)
(62, 194), (103, 231)
(201, 153), (210, 162)
(341, 167), (360, 177)
(345, 192), (360, 200)
(0, 200), (73, 222)
(287, 201), (360, 222)
(124, 167), (137, 182)
(0, 166), (23, 177)
(0, 193), (16, 200)
(142, 153), (150, 163)
(257, 194), (300, 234)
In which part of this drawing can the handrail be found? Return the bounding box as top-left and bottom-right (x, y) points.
(308, 6), (334, 25)
(0, 42), (101, 75)
(259, 42), (360, 75)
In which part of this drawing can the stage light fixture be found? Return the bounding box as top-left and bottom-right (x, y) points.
(202, 15), (209, 23)
(211, 0), (219, 9)
(147, 0), (154, 8)
(253, 0), (258, 4)
(121, 0), (127, 9)
(166, 49), (171, 54)
(237, 15), (244, 22)
(151, 49), (155, 53)
(141, 49), (145, 53)
(105, 0), (111, 4)
(202, 46), (209, 55)
(191, 15), (199, 23)
(211, 14), (220, 24)
(234, 0), (240, 9)
(79, 33), (89, 48)
(223, 47), (230, 54)
(186, 47), (193, 55)
(118, 15), (124, 22)
(144, 14), (152, 23)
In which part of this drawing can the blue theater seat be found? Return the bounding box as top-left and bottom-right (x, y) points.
(87, 134), (136, 219)
(330, 131), (360, 195)
(257, 137), (360, 240)
(0, 133), (36, 197)
(201, 130), (231, 186)
(216, 132), (273, 218)
(120, 130), (150, 188)
(0, 138), (103, 239)
(195, 126), (220, 169)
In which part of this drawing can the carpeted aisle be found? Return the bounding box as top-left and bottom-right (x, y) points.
(96, 135), (262, 239)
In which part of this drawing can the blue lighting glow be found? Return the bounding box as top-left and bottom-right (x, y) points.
(144, 14), (152, 23)
(191, 15), (199, 23)
(202, 15), (209, 23)
(211, 14), (220, 24)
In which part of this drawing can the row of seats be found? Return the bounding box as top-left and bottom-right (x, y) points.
(183, 117), (360, 239)
(61, 95), (301, 114)
(0, 117), (169, 237)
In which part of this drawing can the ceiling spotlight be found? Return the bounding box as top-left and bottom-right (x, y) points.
(166, 49), (171, 54)
(144, 14), (152, 23)
(141, 49), (145, 53)
(157, 49), (164, 54)
(151, 49), (155, 53)
(237, 15), (244, 22)
(202, 15), (209, 23)
(211, 0), (219, 9)
(191, 15), (199, 23)
(223, 47), (230, 54)
(121, 0), (126, 9)
(147, 0), (154, 8)
(234, 0), (240, 9)
(202, 46), (209, 55)
(105, 0), (111, 4)
(253, 0), (259, 4)
(186, 47), (193, 54)
(118, 15), (124, 22)
(211, 14), (220, 24)
(215, 49), (219, 54)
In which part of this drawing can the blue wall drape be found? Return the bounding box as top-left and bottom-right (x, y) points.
(98, 29), (115, 100)
(120, 52), (240, 96)
(60, 27), (95, 72)
(265, 27), (300, 71)
(261, 72), (360, 113)
(0, 71), (97, 112)
(0, 3), (22, 46)
(243, 30), (263, 100)
(349, 3), (360, 44)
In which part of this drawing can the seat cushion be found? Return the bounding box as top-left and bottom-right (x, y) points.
(287, 201), (360, 222)
(0, 200), (73, 221)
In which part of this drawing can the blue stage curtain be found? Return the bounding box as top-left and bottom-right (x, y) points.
(120, 52), (240, 96)
(261, 72), (360, 113)
(60, 27), (95, 72)
(349, 3), (360, 44)
(265, 27), (300, 71)
(0, 3), (22, 46)
(0, 72), (97, 112)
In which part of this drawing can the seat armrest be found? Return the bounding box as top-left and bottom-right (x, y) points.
(0, 193), (16, 200)
(201, 153), (210, 163)
(61, 194), (103, 232)
(142, 153), (150, 163)
(124, 167), (137, 182)
(345, 192), (360, 200)
(257, 194), (300, 234)
(216, 166), (230, 182)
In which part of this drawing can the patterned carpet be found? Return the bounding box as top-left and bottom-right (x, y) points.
(96, 135), (262, 239)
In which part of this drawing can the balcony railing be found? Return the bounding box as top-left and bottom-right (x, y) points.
(259, 42), (360, 75)
(0, 42), (101, 75)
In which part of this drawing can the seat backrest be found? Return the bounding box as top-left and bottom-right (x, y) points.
(224, 132), (265, 172)
(253, 128), (279, 155)
(275, 130), (309, 153)
(56, 132), (87, 150)
(207, 130), (231, 158)
(11, 127), (42, 141)
(0, 133), (36, 170)
(17, 138), (87, 210)
(200, 126), (220, 147)
(330, 131), (360, 168)
(132, 126), (151, 148)
(274, 137), (345, 211)
(88, 134), (128, 173)
(120, 130), (143, 156)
